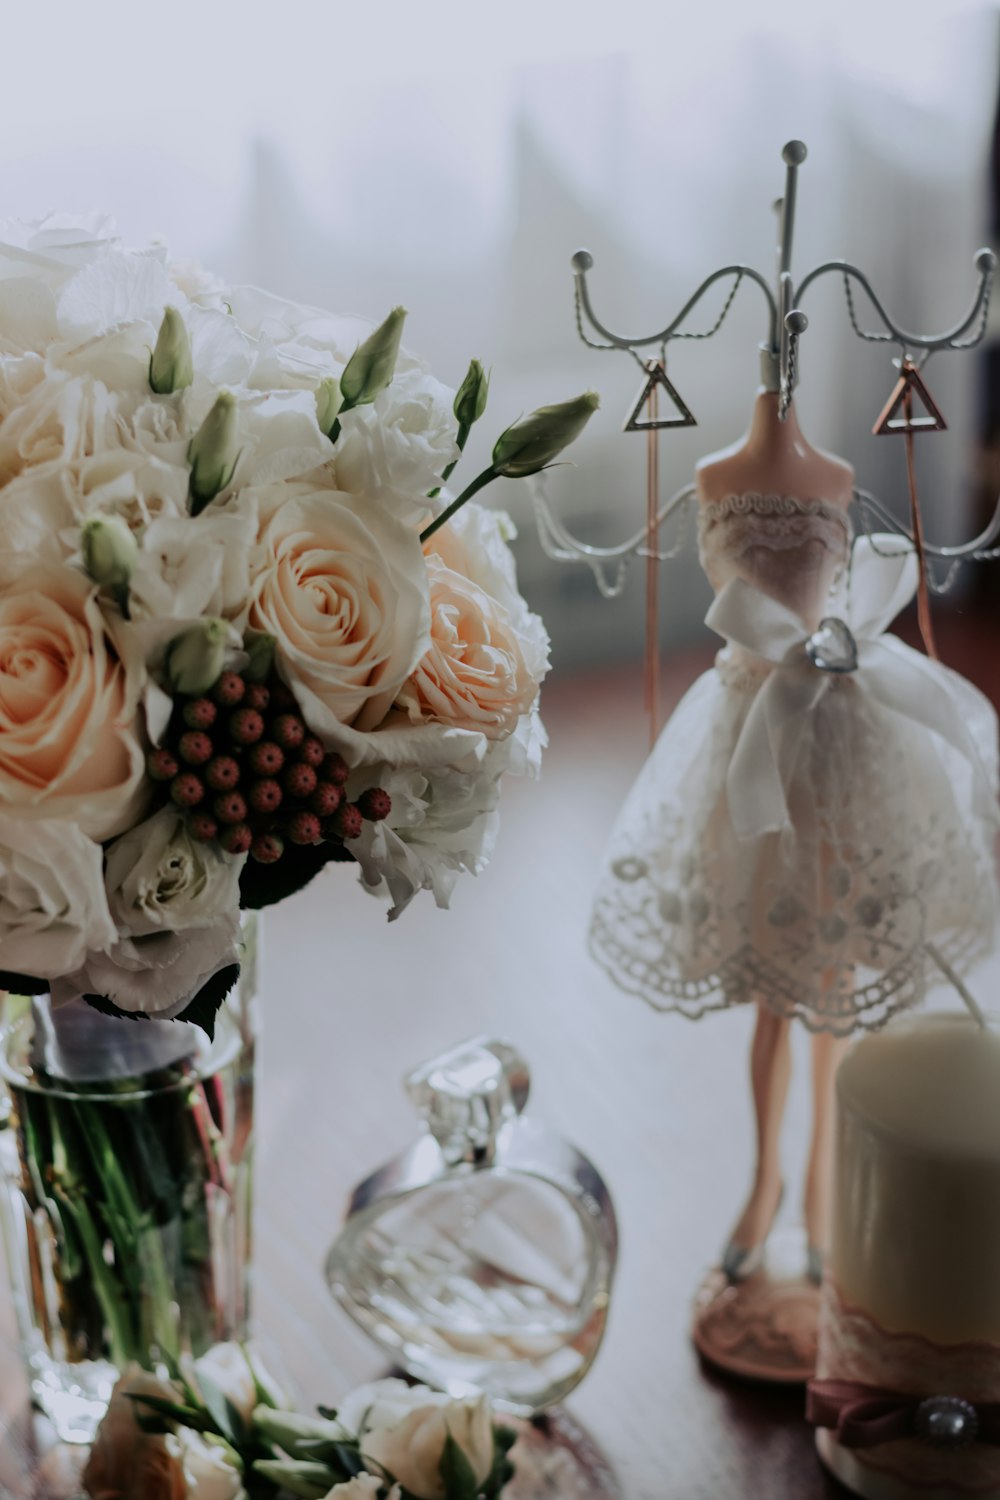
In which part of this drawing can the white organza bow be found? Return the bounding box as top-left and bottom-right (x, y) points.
(705, 535), (997, 841)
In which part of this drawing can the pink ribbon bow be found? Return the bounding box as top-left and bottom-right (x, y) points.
(808, 1379), (1000, 1449)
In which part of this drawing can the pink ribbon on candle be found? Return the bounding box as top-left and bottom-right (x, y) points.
(808, 1380), (1000, 1449)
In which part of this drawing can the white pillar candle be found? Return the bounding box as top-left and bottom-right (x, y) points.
(815, 1013), (1000, 1500)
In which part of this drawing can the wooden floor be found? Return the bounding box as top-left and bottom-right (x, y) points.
(1, 599), (998, 1498)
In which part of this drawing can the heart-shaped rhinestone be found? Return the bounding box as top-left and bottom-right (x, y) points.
(805, 617), (859, 674)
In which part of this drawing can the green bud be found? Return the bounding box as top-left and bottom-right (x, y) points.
(339, 305), (406, 409)
(81, 514), (138, 595)
(315, 376), (343, 438)
(149, 305), (194, 394)
(252, 1406), (344, 1461)
(251, 1459), (338, 1499)
(454, 358), (489, 429)
(243, 631), (277, 684)
(188, 392), (239, 514)
(492, 391), (599, 479)
(165, 618), (230, 696)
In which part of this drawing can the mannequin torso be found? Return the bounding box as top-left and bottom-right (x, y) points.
(695, 391), (854, 511)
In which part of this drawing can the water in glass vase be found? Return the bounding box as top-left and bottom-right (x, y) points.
(327, 1038), (617, 1414)
(0, 996), (253, 1443)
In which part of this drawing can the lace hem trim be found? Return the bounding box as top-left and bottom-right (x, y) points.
(588, 912), (992, 1037)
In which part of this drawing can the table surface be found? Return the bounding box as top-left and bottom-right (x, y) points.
(2, 606), (998, 1500)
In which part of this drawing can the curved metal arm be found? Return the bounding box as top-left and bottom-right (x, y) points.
(573, 254), (779, 353)
(528, 475), (697, 598)
(796, 252), (996, 352)
(854, 486), (1000, 559)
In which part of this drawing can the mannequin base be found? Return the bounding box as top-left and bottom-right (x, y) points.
(816, 1430), (1000, 1500)
(691, 1227), (820, 1383)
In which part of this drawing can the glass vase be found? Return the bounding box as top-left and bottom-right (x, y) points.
(0, 986), (255, 1444)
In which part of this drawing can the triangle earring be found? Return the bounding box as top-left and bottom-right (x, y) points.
(873, 358), (947, 436)
(623, 359), (697, 432)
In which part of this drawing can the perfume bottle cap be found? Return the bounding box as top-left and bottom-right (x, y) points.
(405, 1036), (529, 1166)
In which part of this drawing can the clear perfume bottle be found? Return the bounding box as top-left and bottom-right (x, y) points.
(325, 1037), (618, 1414)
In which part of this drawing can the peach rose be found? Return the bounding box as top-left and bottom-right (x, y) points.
(396, 555), (538, 739)
(0, 561), (145, 839)
(82, 1367), (187, 1500)
(247, 490), (429, 733)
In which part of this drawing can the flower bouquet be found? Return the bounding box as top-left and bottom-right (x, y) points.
(84, 1350), (517, 1500)
(0, 215), (596, 1433)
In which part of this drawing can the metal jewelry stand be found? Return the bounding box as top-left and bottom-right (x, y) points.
(530, 139), (1000, 589)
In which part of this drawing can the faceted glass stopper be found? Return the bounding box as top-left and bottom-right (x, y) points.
(405, 1036), (530, 1165)
(805, 617), (859, 674)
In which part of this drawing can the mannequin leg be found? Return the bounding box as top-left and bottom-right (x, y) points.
(803, 1030), (849, 1260)
(725, 1002), (792, 1257)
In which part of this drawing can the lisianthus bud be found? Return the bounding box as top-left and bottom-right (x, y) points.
(492, 391), (599, 479)
(189, 391), (239, 514)
(243, 631), (277, 684)
(315, 376), (343, 437)
(340, 306), (406, 408)
(81, 514), (137, 596)
(149, 305), (194, 394)
(166, 618), (231, 696)
(454, 358), (489, 429)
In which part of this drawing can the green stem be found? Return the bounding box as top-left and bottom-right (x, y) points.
(420, 465), (498, 544)
(429, 421), (471, 499)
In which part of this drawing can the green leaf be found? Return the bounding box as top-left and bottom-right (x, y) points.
(252, 1406), (348, 1464)
(82, 992), (148, 1023)
(440, 1433), (480, 1500)
(0, 970), (48, 995)
(172, 965), (240, 1040)
(196, 1368), (247, 1447)
(239, 840), (345, 910)
(252, 1458), (339, 1498)
(127, 1393), (215, 1433)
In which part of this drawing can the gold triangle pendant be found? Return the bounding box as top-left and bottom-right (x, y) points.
(623, 359), (697, 432)
(873, 359), (947, 436)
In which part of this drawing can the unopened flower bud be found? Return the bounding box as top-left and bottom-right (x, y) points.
(243, 631), (277, 685)
(454, 358), (489, 429)
(492, 391), (599, 479)
(149, 305), (194, 394)
(166, 618), (231, 696)
(81, 514), (137, 596)
(188, 391), (239, 514)
(339, 306), (406, 409)
(315, 376), (343, 437)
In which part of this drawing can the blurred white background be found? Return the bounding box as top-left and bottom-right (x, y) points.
(4, 0), (998, 665)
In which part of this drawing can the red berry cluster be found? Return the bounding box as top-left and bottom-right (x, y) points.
(146, 671), (391, 863)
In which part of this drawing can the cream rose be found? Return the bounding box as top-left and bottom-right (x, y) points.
(396, 555), (539, 740)
(0, 561), (145, 839)
(324, 1478), (396, 1499)
(0, 371), (118, 485)
(337, 1380), (495, 1500)
(248, 490), (429, 733)
(0, 814), (115, 977)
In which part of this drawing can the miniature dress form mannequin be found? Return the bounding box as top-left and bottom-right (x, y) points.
(589, 381), (1000, 1329)
(695, 389), (853, 1276)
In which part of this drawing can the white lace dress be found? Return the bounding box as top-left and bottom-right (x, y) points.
(589, 494), (1000, 1034)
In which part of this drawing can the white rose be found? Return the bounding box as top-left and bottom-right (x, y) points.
(248, 490), (430, 732)
(50, 808), (244, 1016)
(337, 1380), (495, 1500)
(166, 1429), (246, 1500)
(0, 814), (115, 978)
(192, 1343), (259, 1427)
(334, 366), (459, 520)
